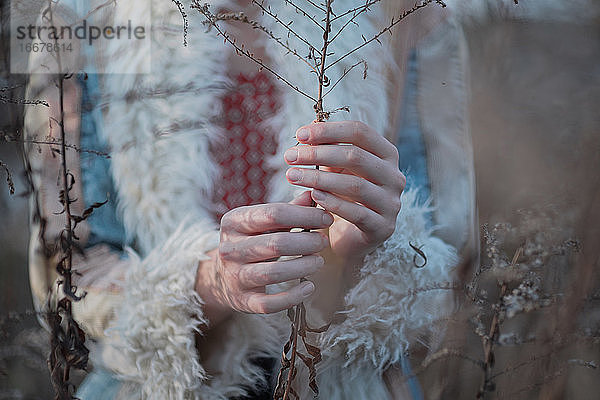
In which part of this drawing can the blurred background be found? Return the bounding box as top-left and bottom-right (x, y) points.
(1, 1), (599, 399)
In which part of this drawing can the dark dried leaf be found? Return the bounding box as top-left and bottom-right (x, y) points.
(71, 199), (108, 223)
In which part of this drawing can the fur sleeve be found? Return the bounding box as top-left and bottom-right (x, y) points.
(104, 220), (285, 399)
(294, 191), (458, 399)
(105, 220), (218, 397)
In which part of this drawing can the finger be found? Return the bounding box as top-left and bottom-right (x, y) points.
(311, 189), (391, 239)
(239, 255), (324, 288)
(286, 167), (390, 214)
(288, 190), (314, 206)
(245, 280), (315, 314)
(296, 121), (399, 162)
(222, 203), (333, 234)
(284, 144), (398, 187)
(220, 231), (328, 263)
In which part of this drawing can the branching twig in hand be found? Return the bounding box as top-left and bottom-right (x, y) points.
(193, 2), (317, 103)
(325, 0), (446, 72)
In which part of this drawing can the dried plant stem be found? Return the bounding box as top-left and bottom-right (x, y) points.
(251, 1), (317, 52)
(0, 159), (15, 195)
(278, 3), (332, 398)
(282, 306), (301, 400)
(325, 0), (446, 72)
(477, 246), (522, 399)
(2, 135), (110, 158)
(42, 2), (89, 398)
(304, 0), (326, 13)
(193, 2), (317, 103)
(314, 0), (332, 122)
(282, 0), (325, 31)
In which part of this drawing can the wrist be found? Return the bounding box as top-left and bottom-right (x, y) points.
(340, 253), (366, 289)
(195, 249), (233, 329)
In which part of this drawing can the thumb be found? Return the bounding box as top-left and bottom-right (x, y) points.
(289, 190), (313, 206)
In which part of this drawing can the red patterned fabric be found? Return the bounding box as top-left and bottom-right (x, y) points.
(212, 71), (280, 220)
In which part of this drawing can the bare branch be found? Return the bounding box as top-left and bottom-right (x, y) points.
(314, 0), (334, 122)
(283, 0), (325, 31)
(328, 1), (378, 45)
(0, 94), (49, 107)
(171, 0), (189, 46)
(330, 0), (382, 22)
(326, 0), (446, 72)
(252, 0), (318, 51)
(0, 160), (15, 195)
(211, 9), (319, 74)
(2, 134), (110, 158)
(192, 2), (317, 103)
(303, 0), (327, 13)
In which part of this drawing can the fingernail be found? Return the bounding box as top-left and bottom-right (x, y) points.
(322, 213), (333, 226)
(287, 168), (301, 182)
(284, 148), (298, 163)
(296, 128), (309, 142)
(312, 189), (326, 201)
(301, 281), (315, 297)
(316, 256), (325, 267)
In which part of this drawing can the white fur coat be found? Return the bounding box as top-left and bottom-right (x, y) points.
(79, 0), (459, 398)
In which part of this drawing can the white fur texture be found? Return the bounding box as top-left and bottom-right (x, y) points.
(446, 0), (600, 23)
(109, 221), (217, 398)
(321, 190), (457, 366)
(292, 191), (458, 399)
(101, 0), (233, 254)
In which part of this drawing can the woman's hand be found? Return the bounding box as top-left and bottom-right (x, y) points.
(195, 195), (334, 323)
(284, 121), (406, 267)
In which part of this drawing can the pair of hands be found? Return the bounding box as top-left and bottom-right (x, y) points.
(196, 121), (405, 320)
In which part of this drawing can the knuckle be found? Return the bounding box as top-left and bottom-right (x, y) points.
(390, 196), (402, 214)
(238, 266), (251, 286)
(352, 121), (364, 140)
(327, 196), (342, 213)
(266, 236), (284, 255)
(312, 124), (325, 139)
(383, 223), (396, 240)
(306, 146), (318, 163)
(220, 211), (234, 231)
(258, 300), (276, 314)
(223, 266), (241, 286)
(350, 177), (364, 198)
(309, 255), (325, 272)
(218, 242), (234, 260)
(347, 147), (363, 165)
(380, 216), (396, 239)
(311, 232), (326, 250)
(355, 120), (370, 134)
(390, 144), (400, 162)
(262, 206), (279, 226)
(396, 170), (407, 192)
(353, 209), (369, 228)
(311, 169), (320, 188)
(259, 264), (277, 284)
